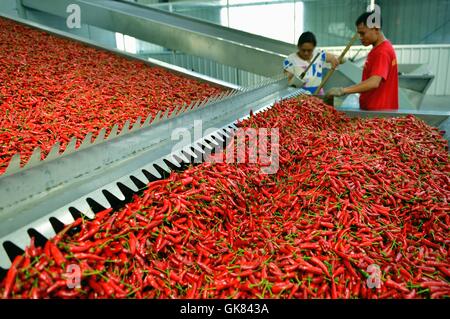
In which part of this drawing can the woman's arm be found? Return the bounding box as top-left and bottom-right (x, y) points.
(325, 52), (341, 69)
(284, 70), (297, 86)
(284, 69), (294, 81)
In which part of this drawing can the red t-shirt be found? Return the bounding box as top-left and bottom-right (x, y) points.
(359, 40), (399, 110)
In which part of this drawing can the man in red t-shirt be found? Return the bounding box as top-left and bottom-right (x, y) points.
(326, 11), (399, 110)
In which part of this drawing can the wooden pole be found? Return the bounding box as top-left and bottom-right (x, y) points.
(300, 51), (321, 79)
(314, 33), (360, 95)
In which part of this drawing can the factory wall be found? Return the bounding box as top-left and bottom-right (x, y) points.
(303, 0), (368, 46)
(378, 0), (450, 45)
(146, 52), (268, 87)
(0, 0), (17, 16)
(302, 0), (450, 46)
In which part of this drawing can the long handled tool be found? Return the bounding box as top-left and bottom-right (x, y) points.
(300, 51), (321, 80)
(313, 33), (359, 95)
(289, 51), (321, 87)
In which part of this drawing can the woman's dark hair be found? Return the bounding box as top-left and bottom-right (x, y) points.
(297, 32), (317, 47)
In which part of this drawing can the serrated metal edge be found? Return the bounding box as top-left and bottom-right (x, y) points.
(46, 142), (61, 161)
(131, 117), (142, 131)
(161, 108), (170, 120)
(63, 137), (78, 156)
(120, 120), (131, 136)
(102, 184), (127, 202)
(116, 177), (140, 193)
(165, 154), (182, 168)
(142, 114), (153, 127)
(79, 132), (93, 150)
(85, 189), (111, 210)
(153, 159), (171, 173)
(142, 164), (162, 180)
(4, 154), (21, 176)
(24, 147), (42, 169)
(130, 171), (150, 186)
(94, 128), (107, 144)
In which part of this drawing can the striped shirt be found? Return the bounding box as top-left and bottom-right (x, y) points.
(283, 49), (326, 94)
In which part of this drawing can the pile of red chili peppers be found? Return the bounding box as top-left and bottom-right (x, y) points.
(0, 17), (222, 174)
(1, 95), (448, 299)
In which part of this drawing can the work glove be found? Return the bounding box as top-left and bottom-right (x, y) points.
(326, 87), (345, 97)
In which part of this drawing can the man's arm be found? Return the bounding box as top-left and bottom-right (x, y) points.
(327, 51), (390, 97)
(343, 75), (383, 94)
(326, 76), (383, 97)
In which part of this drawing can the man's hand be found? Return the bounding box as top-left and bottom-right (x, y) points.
(326, 87), (345, 97)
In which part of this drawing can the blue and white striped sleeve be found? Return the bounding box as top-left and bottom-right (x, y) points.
(283, 57), (294, 71)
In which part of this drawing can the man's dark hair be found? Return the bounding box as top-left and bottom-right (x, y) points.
(297, 32), (317, 47)
(355, 11), (383, 28)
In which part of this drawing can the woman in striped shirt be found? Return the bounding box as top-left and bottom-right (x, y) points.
(283, 32), (342, 94)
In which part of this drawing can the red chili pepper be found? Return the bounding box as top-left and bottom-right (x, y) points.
(43, 241), (52, 257)
(310, 257), (329, 276)
(385, 279), (410, 294)
(55, 290), (80, 298)
(78, 225), (100, 241)
(39, 271), (53, 286)
(129, 232), (137, 256)
(197, 261), (213, 275)
(421, 238), (441, 249)
(73, 253), (105, 261)
(46, 280), (67, 294)
(89, 277), (105, 296)
(49, 242), (66, 266)
(27, 237), (38, 258)
(154, 234), (166, 253)
(181, 177), (193, 186)
(2, 255), (23, 298)
(271, 282), (294, 294)
(95, 208), (113, 220)
(186, 282), (198, 299)
(69, 242), (93, 253)
(145, 219), (164, 231)
(30, 287), (40, 299)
